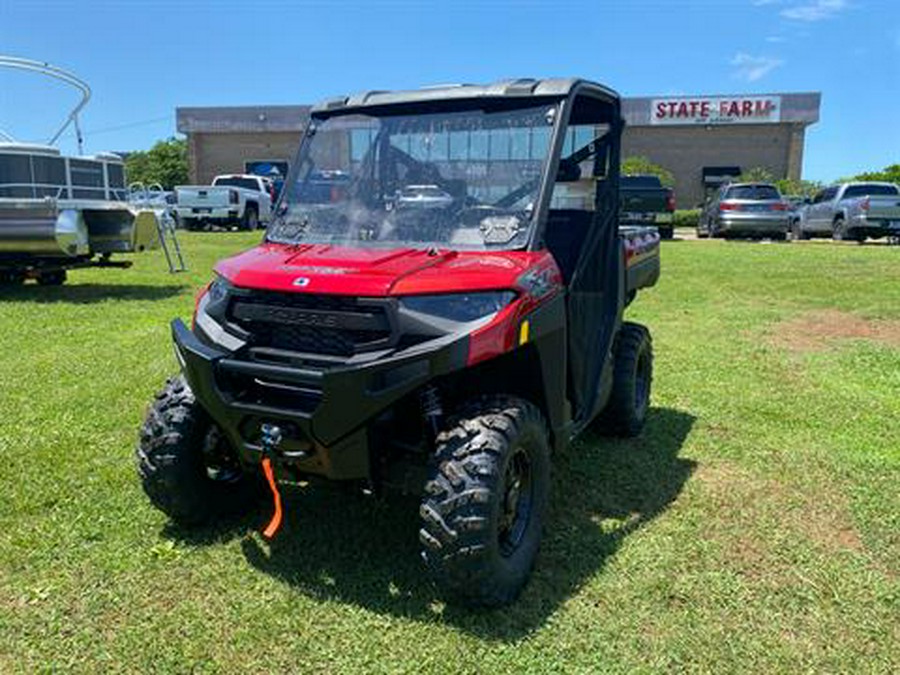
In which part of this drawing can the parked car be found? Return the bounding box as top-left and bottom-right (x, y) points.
(698, 182), (790, 240)
(174, 174), (274, 231)
(136, 77), (661, 608)
(620, 174), (676, 239)
(793, 182), (900, 242)
(394, 184), (455, 210)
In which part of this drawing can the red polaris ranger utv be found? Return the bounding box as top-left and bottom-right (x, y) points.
(138, 78), (660, 607)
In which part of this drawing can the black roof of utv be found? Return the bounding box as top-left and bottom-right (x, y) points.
(310, 78), (620, 116)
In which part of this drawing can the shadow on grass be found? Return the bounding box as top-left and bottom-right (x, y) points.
(161, 508), (265, 548)
(226, 407), (696, 640)
(0, 283), (186, 304)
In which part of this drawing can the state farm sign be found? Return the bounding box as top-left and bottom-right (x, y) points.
(650, 96), (781, 125)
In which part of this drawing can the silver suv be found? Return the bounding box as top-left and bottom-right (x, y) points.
(698, 182), (790, 240)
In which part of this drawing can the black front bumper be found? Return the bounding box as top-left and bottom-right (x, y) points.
(172, 319), (468, 479)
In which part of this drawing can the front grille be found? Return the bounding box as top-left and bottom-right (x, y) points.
(227, 291), (393, 357)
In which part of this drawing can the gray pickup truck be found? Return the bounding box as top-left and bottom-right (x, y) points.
(620, 175), (676, 239)
(794, 182), (900, 242)
(175, 174), (274, 231)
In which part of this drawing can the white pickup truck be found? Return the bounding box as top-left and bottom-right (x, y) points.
(174, 174), (274, 231)
(795, 182), (900, 242)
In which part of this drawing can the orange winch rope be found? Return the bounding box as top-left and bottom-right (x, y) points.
(261, 457), (283, 539)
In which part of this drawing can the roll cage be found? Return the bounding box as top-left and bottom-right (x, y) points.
(284, 77), (626, 427)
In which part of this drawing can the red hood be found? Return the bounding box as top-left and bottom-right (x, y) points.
(214, 242), (552, 296)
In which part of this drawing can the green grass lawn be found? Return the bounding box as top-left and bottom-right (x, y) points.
(1, 235), (898, 673)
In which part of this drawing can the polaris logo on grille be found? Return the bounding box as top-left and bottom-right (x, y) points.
(233, 303), (341, 328)
(292, 277), (310, 287)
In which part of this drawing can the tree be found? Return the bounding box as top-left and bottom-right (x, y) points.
(775, 177), (822, 198)
(621, 156), (674, 187)
(852, 163), (900, 184)
(737, 166), (776, 183)
(125, 137), (188, 189)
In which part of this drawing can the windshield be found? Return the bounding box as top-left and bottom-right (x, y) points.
(268, 103), (558, 249)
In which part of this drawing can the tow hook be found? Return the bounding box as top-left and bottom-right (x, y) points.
(259, 423), (284, 539)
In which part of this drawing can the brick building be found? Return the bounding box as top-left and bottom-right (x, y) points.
(176, 91), (820, 207)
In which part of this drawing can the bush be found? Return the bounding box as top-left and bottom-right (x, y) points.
(673, 209), (700, 228)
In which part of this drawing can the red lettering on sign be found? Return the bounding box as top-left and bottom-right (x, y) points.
(754, 100), (773, 116)
(653, 97), (777, 123)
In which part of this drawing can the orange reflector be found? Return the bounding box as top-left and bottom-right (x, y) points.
(519, 320), (530, 345)
(261, 457), (283, 539)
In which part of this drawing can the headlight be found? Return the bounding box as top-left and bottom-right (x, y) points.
(400, 291), (515, 323)
(193, 276), (246, 352)
(208, 276), (233, 304)
(200, 275), (233, 321)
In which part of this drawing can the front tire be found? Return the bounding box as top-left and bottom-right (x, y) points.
(137, 376), (262, 526)
(597, 322), (653, 437)
(0, 270), (25, 285)
(420, 396), (550, 607)
(790, 219), (809, 241)
(37, 270), (66, 286)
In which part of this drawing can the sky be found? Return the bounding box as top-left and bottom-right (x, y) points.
(0, 0), (897, 182)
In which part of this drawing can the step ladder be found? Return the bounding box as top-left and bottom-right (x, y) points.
(157, 210), (187, 273)
(129, 182), (187, 273)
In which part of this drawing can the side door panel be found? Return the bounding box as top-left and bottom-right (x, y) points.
(560, 96), (623, 426)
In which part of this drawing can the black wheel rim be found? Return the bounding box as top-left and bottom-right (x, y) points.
(634, 348), (651, 416)
(201, 425), (243, 483)
(498, 446), (533, 557)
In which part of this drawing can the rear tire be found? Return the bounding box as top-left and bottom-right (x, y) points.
(597, 322), (653, 437)
(420, 396), (550, 607)
(241, 205), (259, 231)
(658, 226), (674, 240)
(832, 216), (861, 243)
(137, 376), (263, 526)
